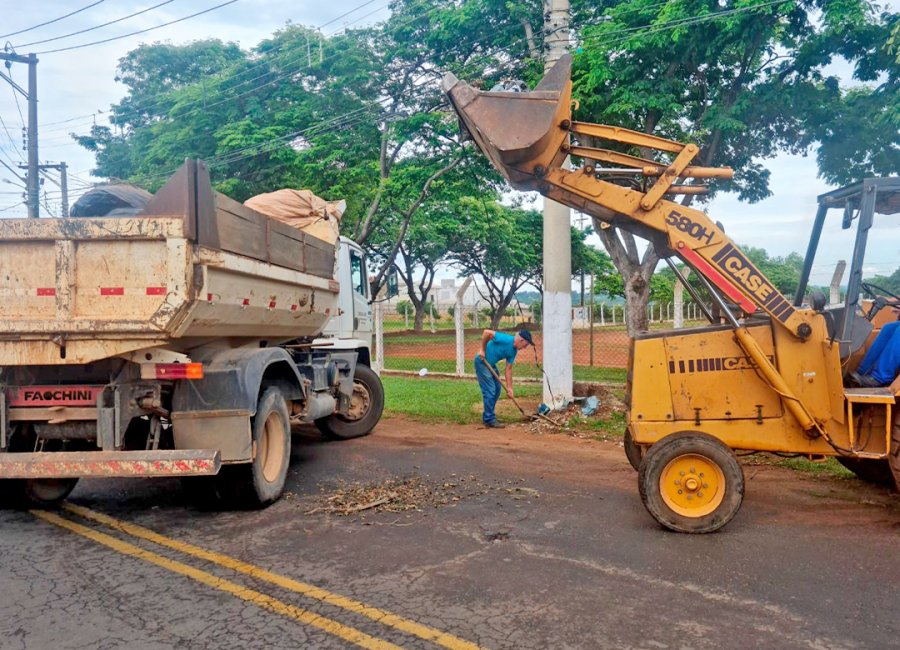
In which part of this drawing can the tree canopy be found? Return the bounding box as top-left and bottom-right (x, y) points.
(73, 0), (898, 336)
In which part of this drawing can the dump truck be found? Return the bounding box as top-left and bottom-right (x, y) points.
(0, 160), (386, 508)
(444, 55), (900, 533)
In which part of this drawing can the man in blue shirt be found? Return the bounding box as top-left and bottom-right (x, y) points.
(474, 329), (535, 428)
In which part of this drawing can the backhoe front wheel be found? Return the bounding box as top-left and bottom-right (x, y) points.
(638, 432), (744, 534)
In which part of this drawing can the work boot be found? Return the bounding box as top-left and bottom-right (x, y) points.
(849, 371), (883, 388)
(484, 420), (506, 429)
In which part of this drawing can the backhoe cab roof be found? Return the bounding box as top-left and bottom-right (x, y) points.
(818, 177), (900, 215)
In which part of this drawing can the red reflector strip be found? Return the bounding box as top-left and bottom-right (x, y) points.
(0, 450), (221, 478)
(290, 304), (298, 311)
(154, 363), (204, 380)
(100, 287), (124, 296)
(242, 298), (250, 306)
(268, 301), (277, 309)
(36, 288), (56, 296)
(146, 286), (167, 295)
(207, 293), (214, 302)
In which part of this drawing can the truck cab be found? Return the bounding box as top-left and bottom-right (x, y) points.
(322, 237), (373, 343)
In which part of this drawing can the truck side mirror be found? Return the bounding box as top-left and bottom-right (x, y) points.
(386, 270), (400, 299)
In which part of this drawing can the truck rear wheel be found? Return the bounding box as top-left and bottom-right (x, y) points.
(224, 387), (291, 509)
(315, 364), (384, 440)
(639, 431), (744, 534)
(0, 478), (79, 509)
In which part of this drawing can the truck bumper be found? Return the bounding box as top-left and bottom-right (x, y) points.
(0, 450), (221, 478)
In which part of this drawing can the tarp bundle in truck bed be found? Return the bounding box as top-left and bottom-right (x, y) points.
(70, 185), (152, 217)
(244, 190), (345, 246)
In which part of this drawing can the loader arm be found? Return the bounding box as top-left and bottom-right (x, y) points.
(442, 55), (815, 342)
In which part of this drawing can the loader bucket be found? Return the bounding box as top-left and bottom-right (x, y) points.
(442, 54), (573, 191)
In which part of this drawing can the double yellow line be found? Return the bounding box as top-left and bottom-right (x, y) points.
(33, 504), (483, 650)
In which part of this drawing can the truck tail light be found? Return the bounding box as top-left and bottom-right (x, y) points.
(153, 363), (204, 380)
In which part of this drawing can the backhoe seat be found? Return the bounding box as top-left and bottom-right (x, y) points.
(823, 306), (873, 359)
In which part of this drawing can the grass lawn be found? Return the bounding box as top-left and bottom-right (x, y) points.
(382, 357), (627, 383)
(382, 375), (543, 425)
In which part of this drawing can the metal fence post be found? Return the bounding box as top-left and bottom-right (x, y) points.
(455, 279), (473, 376)
(404, 303), (409, 330)
(588, 275), (595, 366)
(373, 302), (384, 374)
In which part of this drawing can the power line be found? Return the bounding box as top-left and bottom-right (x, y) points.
(63, 0), (799, 185)
(14, 0), (179, 49)
(36, 0), (420, 136)
(34, 0), (241, 55)
(0, 113), (25, 161)
(0, 0), (108, 40)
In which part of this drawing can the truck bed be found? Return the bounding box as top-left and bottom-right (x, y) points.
(0, 160), (340, 365)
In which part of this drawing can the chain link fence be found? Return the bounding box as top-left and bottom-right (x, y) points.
(374, 301), (706, 383)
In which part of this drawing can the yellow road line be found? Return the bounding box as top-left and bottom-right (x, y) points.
(63, 503), (483, 650)
(32, 510), (402, 650)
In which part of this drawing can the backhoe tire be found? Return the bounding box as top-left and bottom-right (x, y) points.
(836, 457), (894, 485)
(638, 431), (744, 534)
(315, 364), (384, 440)
(624, 429), (643, 472)
(220, 388), (291, 509)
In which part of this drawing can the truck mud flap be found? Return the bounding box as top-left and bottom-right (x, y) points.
(0, 449), (221, 479)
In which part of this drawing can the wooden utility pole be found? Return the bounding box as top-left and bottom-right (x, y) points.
(0, 52), (39, 217)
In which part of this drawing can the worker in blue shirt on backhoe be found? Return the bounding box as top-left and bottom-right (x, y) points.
(475, 329), (535, 428)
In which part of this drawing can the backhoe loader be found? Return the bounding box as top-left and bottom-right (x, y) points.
(443, 55), (900, 533)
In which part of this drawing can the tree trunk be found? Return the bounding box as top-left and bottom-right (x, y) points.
(623, 270), (651, 334)
(489, 309), (504, 330)
(413, 306), (426, 332)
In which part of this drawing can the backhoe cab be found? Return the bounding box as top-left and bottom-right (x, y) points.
(444, 56), (900, 533)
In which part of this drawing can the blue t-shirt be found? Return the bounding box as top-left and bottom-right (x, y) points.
(484, 331), (517, 367)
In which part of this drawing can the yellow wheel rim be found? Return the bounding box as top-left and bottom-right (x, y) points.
(659, 453), (726, 517)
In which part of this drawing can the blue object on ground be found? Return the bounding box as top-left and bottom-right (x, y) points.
(581, 396), (600, 416)
(537, 403), (551, 416)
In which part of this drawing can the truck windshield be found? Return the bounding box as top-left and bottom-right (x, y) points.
(350, 250), (367, 298)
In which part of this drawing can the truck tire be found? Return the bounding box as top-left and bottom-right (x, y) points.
(224, 387), (292, 508)
(315, 364), (384, 440)
(639, 431), (744, 534)
(0, 478), (79, 509)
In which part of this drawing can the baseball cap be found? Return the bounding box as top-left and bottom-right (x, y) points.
(518, 330), (534, 346)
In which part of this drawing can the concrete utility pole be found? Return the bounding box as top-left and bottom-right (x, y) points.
(542, 0), (573, 407)
(30, 162), (69, 217)
(0, 52), (39, 218)
(830, 260), (846, 306)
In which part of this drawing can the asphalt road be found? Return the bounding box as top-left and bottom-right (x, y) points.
(1, 418), (898, 650)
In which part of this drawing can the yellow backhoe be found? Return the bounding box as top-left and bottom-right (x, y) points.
(443, 55), (900, 533)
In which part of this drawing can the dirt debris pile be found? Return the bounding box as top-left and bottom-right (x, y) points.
(303, 475), (539, 516)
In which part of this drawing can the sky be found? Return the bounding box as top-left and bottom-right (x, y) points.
(0, 0), (896, 288)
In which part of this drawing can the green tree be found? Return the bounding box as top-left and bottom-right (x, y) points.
(447, 199), (543, 330)
(571, 0), (896, 335)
